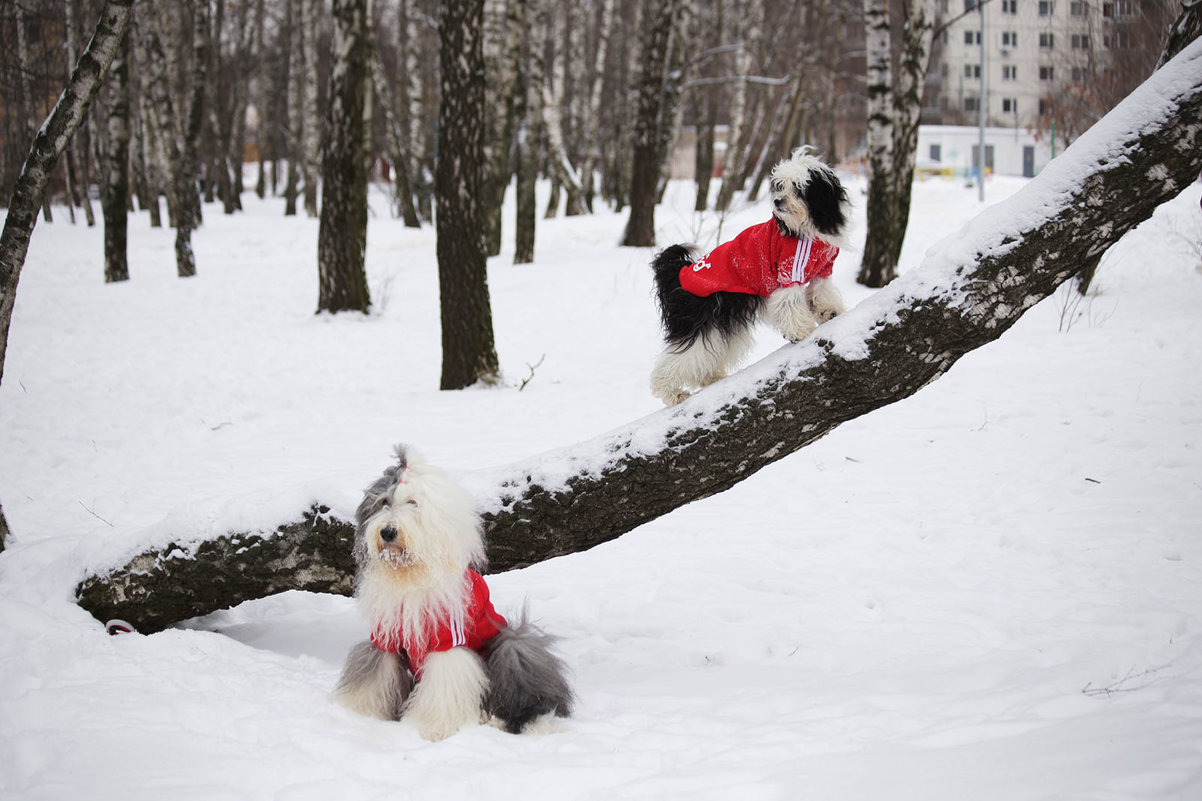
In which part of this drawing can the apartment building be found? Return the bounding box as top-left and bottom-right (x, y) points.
(931, 0), (1171, 142)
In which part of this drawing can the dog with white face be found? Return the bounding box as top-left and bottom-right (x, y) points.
(649, 147), (852, 405)
(334, 446), (573, 741)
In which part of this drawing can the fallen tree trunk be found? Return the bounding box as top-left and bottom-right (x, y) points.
(76, 39), (1202, 634)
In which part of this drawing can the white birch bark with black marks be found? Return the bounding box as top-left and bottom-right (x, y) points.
(71, 39), (1202, 631)
(65, 0), (97, 227)
(482, 0), (519, 256)
(714, 0), (763, 213)
(0, 0), (136, 553)
(579, 0), (615, 212)
(541, 3), (586, 218)
(16, 3), (53, 223)
(302, 0), (323, 218)
(285, 0), (305, 216)
(370, 35), (421, 227)
(858, 0), (936, 289)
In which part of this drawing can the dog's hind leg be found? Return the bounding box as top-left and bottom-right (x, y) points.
(650, 326), (755, 405)
(334, 641), (412, 721)
(485, 613), (574, 734)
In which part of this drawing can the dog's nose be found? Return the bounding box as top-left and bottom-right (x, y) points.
(774, 196), (786, 208)
(380, 525), (398, 544)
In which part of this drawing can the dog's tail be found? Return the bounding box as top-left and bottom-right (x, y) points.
(484, 610), (574, 734)
(651, 244), (760, 352)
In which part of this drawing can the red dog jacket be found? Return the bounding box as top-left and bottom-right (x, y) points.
(680, 220), (839, 297)
(371, 569), (507, 676)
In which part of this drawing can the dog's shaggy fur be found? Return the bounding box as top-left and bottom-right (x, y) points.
(334, 446), (573, 740)
(650, 147), (852, 405)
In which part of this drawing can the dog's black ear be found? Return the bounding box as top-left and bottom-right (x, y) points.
(804, 168), (849, 239)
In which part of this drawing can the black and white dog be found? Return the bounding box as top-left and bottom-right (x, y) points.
(334, 446), (573, 740)
(650, 147), (852, 405)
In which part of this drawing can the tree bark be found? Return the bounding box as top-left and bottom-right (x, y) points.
(512, 0), (539, 265)
(370, 33), (421, 228)
(100, 30), (132, 284)
(858, 0), (936, 288)
(72, 40), (1202, 633)
(621, 0), (680, 247)
(316, 0), (373, 315)
(437, 0), (501, 389)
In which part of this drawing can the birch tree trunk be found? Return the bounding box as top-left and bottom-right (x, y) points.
(513, 0), (539, 264)
(285, 0), (305, 216)
(302, 0), (322, 218)
(72, 38), (1202, 632)
(482, 0), (519, 256)
(15, 4), (53, 224)
(100, 30), (131, 283)
(0, 0), (136, 553)
(580, 0), (615, 212)
(541, 3), (586, 218)
(858, 0), (936, 288)
(370, 39), (421, 227)
(620, 0), (679, 247)
(316, 0), (373, 314)
(65, 0), (97, 228)
(714, 0), (763, 214)
(437, 0), (501, 390)
(172, 0), (211, 278)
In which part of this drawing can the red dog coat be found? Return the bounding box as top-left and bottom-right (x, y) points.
(680, 220), (839, 297)
(371, 569), (507, 676)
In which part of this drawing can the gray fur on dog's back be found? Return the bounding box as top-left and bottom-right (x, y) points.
(485, 613), (574, 733)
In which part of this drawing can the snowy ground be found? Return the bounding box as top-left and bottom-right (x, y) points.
(1, 169), (1201, 800)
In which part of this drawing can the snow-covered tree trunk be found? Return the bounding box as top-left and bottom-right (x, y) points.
(621, 0), (680, 247)
(0, 0), (135, 553)
(437, 0), (501, 390)
(72, 37), (1202, 633)
(316, 0), (372, 314)
(100, 30), (131, 284)
(858, 0), (936, 288)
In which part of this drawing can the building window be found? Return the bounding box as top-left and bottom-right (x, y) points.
(1071, 34), (1090, 49)
(930, 144), (942, 163)
(965, 63), (982, 78)
(964, 96), (980, 112)
(1002, 64), (1018, 80)
(1040, 32), (1055, 48)
(964, 0), (979, 10)
(1070, 1), (1088, 15)
(1002, 0), (1018, 12)
(1039, 65), (1055, 81)
(1071, 66), (1086, 81)
(964, 30), (982, 45)
(1039, 0), (1054, 14)
(1002, 31), (1018, 47)
(1002, 98), (1017, 113)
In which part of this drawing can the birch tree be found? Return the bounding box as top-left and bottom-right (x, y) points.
(436, 0), (500, 389)
(316, 0), (373, 314)
(621, 0), (680, 247)
(858, 0), (937, 288)
(0, 0), (135, 552)
(99, 29), (131, 283)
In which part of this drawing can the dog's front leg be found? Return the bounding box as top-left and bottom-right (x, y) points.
(765, 285), (819, 342)
(403, 647), (490, 741)
(806, 277), (845, 324)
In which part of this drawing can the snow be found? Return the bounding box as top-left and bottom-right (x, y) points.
(2, 161), (1202, 799)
